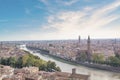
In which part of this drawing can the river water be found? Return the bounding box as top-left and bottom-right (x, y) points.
(21, 45), (120, 80)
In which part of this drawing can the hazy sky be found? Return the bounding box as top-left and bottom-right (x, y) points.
(0, 0), (120, 41)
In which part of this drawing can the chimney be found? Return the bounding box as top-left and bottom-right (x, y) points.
(72, 68), (76, 74)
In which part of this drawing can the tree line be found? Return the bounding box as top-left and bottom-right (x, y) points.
(76, 53), (120, 67)
(0, 52), (61, 72)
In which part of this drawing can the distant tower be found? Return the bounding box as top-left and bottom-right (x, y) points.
(78, 35), (81, 43)
(87, 35), (91, 61)
(77, 35), (81, 48)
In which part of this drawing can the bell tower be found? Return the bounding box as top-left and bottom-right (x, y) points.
(78, 35), (80, 43)
(87, 35), (91, 61)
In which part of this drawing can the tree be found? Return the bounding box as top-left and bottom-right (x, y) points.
(115, 54), (120, 59)
(55, 66), (61, 72)
(8, 57), (17, 67)
(16, 57), (23, 68)
(39, 64), (47, 71)
(22, 54), (29, 66)
(92, 53), (105, 63)
(107, 56), (120, 67)
(1, 58), (7, 65)
(34, 59), (41, 67)
(26, 57), (34, 67)
(0, 53), (61, 72)
(46, 60), (61, 72)
(76, 53), (87, 62)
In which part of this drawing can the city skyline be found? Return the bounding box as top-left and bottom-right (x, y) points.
(0, 0), (120, 41)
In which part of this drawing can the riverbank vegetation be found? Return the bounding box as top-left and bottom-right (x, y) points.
(77, 53), (120, 67)
(106, 55), (120, 67)
(0, 52), (61, 72)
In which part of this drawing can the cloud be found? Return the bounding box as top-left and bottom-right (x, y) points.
(39, 0), (79, 6)
(91, 0), (120, 18)
(38, 1), (120, 38)
(26, 0), (120, 40)
(38, 0), (49, 6)
(57, 0), (79, 6)
(83, 6), (93, 11)
(37, 0), (57, 13)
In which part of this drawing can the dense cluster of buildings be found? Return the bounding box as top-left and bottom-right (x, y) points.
(26, 36), (120, 61)
(0, 43), (27, 58)
(0, 65), (89, 80)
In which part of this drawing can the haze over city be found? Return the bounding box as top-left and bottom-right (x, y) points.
(0, 0), (120, 41)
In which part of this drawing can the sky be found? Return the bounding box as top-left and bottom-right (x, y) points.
(0, 0), (120, 41)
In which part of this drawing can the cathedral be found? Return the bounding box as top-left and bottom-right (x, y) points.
(76, 36), (92, 62)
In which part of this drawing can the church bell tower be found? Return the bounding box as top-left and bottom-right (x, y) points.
(87, 36), (91, 61)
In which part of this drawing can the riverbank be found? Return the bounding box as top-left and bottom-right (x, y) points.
(26, 46), (120, 73)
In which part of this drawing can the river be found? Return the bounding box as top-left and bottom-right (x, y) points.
(21, 45), (120, 80)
